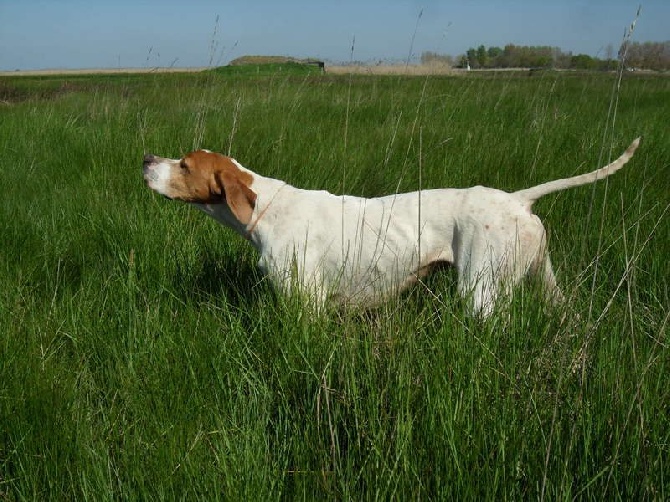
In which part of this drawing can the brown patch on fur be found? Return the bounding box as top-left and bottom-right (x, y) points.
(177, 151), (257, 224)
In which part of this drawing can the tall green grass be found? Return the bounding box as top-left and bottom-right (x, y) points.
(0, 69), (668, 499)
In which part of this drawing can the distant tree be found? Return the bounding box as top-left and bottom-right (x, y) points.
(443, 54), (455, 67)
(530, 46), (553, 67)
(553, 47), (571, 69)
(466, 48), (479, 68)
(643, 42), (663, 69)
(476, 45), (488, 67)
(502, 44), (520, 67)
(487, 46), (503, 65)
(571, 54), (596, 70)
(453, 40), (669, 72)
(628, 41), (670, 70)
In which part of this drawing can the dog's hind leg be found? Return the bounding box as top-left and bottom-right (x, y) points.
(456, 258), (501, 318)
(537, 254), (564, 306)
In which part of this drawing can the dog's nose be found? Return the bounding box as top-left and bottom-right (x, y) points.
(143, 153), (156, 165)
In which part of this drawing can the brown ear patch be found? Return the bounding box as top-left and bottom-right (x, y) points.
(179, 151), (257, 224)
(216, 169), (257, 225)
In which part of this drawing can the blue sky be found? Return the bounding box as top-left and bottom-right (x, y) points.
(1, 1), (667, 70)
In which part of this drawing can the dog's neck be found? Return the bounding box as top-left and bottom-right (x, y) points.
(245, 176), (288, 240)
(194, 172), (289, 247)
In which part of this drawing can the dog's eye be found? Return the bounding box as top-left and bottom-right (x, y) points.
(179, 160), (188, 170)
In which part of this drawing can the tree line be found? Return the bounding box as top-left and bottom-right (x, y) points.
(421, 41), (670, 71)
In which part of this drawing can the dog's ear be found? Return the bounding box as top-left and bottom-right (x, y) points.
(214, 171), (257, 225)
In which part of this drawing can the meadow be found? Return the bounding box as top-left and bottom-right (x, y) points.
(0, 66), (668, 499)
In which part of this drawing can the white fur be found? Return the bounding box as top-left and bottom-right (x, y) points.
(143, 160), (173, 195)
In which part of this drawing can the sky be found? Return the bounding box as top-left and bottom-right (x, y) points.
(1, 1), (667, 71)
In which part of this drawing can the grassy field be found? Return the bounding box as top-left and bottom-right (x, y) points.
(0, 67), (668, 499)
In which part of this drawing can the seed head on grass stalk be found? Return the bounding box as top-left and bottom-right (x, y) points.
(586, 4), (641, 324)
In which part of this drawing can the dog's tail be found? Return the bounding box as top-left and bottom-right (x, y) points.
(514, 137), (641, 206)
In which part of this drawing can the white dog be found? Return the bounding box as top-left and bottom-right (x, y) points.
(143, 139), (639, 316)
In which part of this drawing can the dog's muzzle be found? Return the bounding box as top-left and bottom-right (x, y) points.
(143, 154), (158, 182)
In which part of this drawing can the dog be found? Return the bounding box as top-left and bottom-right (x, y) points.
(143, 138), (639, 316)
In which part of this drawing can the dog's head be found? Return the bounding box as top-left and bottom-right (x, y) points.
(143, 150), (257, 225)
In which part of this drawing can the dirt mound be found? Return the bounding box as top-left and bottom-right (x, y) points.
(229, 56), (323, 67)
